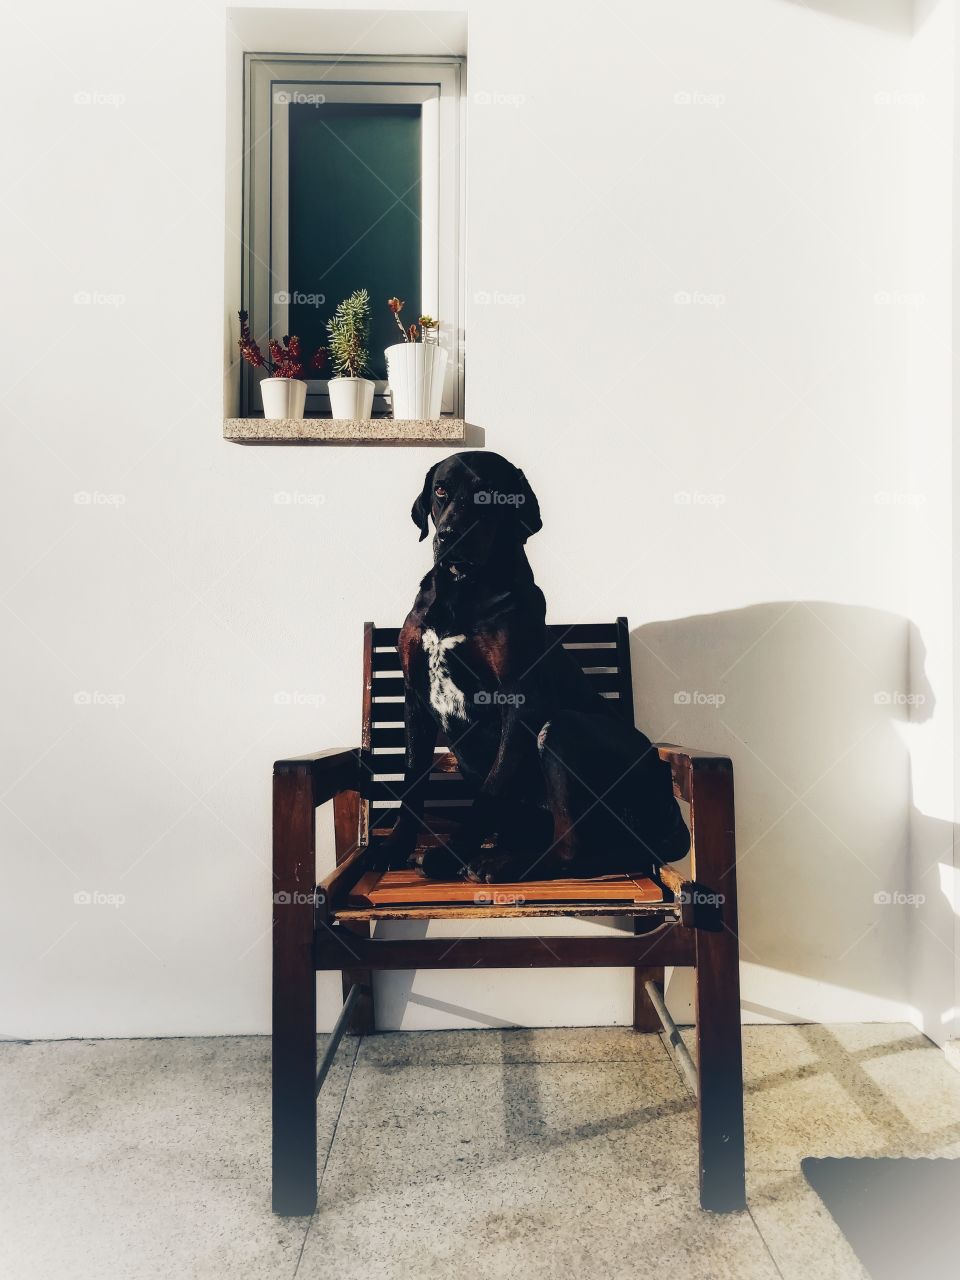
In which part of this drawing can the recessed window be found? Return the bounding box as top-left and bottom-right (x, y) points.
(241, 53), (464, 417)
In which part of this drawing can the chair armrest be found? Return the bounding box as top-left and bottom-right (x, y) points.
(656, 743), (732, 767)
(655, 743), (735, 930)
(316, 844), (373, 922)
(273, 748), (360, 807)
(273, 750), (364, 945)
(656, 743), (731, 805)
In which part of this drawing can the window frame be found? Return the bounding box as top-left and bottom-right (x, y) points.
(241, 52), (465, 418)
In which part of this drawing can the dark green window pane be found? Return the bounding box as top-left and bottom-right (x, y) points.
(288, 102), (422, 380)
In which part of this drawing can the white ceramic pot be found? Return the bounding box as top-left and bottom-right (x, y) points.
(329, 377), (375, 421)
(260, 376), (307, 419)
(385, 342), (448, 420)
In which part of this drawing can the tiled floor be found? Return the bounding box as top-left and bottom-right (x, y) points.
(2, 1024), (959, 1278)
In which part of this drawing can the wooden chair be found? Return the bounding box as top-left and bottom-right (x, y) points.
(272, 618), (745, 1215)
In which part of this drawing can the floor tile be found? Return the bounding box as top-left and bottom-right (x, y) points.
(356, 1025), (671, 1068)
(4, 1025), (957, 1280)
(747, 1168), (868, 1280)
(300, 1055), (776, 1280)
(0, 1035), (354, 1280)
(681, 1023), (960, 1168)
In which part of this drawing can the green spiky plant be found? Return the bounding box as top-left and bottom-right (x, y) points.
(326, 289), (371, 379)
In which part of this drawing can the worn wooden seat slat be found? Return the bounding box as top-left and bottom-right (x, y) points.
(347, 868), (665, 909)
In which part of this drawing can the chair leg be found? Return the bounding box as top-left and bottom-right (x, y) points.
(332, 791), (375, 1035)
(272, 767), (318, 1216)
(342, 925), (375, 1034)
(690, 765), (745, 1212)
(694, 923), (745, 1210)
(633, 962), (664, 1032)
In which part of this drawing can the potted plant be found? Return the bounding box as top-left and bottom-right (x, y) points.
(385, 298), (448, 420)
(326, 289), (374, 420)
(237, 311), (327, 419)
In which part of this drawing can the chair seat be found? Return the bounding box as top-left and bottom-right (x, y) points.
(335, 868), (666, 921)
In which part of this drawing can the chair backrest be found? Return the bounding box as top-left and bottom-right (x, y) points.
(356, 618), (634, 844)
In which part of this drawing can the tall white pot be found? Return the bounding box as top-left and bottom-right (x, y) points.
(328, 377), (374, 421)
(260, 376), (307, 419)
(385, 342), (448, 420)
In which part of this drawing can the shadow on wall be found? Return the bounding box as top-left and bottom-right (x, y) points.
(779, 0), (915, 36)
(632, 603), (954, 1023)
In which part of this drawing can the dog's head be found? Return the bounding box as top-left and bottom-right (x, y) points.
(411, 451), (542, 575)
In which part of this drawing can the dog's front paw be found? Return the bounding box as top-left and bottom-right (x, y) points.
(461, 852), (517, 884)
(411, 843), (464, 880)
(369, 823), (418, 871)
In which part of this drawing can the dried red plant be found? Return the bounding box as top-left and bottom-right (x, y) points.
(238, 311), (327, 378)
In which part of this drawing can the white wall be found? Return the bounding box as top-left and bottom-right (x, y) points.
(0, 0), (951, 1037)
(902, 0), (958, 1049)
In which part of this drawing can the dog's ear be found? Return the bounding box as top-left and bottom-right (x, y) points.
(411, 463), (439, 541)
(513, 468), (542, 542)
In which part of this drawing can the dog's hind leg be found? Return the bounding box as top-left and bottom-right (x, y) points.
(537, 710), (689, 875)
(536, 716), (585, 868)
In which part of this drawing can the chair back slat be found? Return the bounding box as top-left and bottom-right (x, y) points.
(363, 618), (634, 837)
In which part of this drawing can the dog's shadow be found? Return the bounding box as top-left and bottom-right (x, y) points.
(631, 601), (954, 1027)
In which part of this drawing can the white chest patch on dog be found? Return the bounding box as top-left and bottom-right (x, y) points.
(422, 628), (467, 729)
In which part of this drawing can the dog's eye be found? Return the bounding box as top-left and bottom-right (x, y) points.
(434, 486), (447, 499)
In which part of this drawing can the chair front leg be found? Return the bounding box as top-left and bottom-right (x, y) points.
(690, 762), (746, 1212)
(333, 789), (375, 1034)
(272, 764), (318, 1215)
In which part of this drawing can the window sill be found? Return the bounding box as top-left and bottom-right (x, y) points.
(223, 418), (466, 445)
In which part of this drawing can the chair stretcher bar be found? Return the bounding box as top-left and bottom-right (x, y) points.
(644, 979), (698, 1097)
(316, 983), (360, 1097)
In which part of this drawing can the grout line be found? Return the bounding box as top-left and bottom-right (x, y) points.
(319, 1032), (362, 1175)
(292, 1216), (312, 1280)
(747, 1202), (787, 1279)
(347, 1050), (697, 1067)
(295, 1033), (362, 1275)
(653, 1028), (783, 1272)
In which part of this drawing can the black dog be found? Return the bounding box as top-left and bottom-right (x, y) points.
(375, 451), (689, 883)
